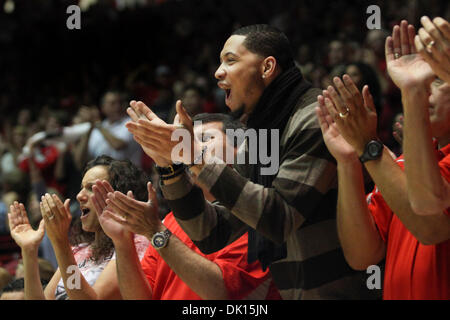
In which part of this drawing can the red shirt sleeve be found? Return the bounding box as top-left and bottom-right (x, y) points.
(18, 146), (59, 172)
(140, 245), (158, 291)
(438, 153), (450, 216)
(366, 157), (406, 242)
(367, 186), (393, 243)
(209, 233), (277, 300)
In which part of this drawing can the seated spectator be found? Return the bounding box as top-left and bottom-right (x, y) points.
(0, 278), (48, 300)
(7, 155), (149, 299)
(92, 113), (281, 300)
(15, 257), (55, 282)
(76, 91), (142, 169)
(328, 39), (348, 69)
(1, 126), (28, 177)
(168, 85), (208, 123)
(315, 20), (449, 300)
(0, 267), (13, 291)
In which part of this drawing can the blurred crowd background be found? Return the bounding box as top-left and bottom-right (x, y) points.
(1, 0), (450, 292)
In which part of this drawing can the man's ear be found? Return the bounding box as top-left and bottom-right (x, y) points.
(261, 56), (277, 80)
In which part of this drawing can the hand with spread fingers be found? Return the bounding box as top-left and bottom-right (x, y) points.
(126, 99), (200, 166)
(323, 75), (378, 156)
(40, 193), (72, 244)
(8, 201), (45, 251)
(315, 95), (358, 164)
(386, 20), (435, 90)
(127, 100), (171, 167)
(91, 180), (133, 242)
(92, 179), (163, 240)
(415, 16), (450, 84)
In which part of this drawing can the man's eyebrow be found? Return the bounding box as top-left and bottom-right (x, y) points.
(220, 52), (238, 61)
(81, 182), (94, 189)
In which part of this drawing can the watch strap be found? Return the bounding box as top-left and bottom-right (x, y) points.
(155, 163), (185, 177)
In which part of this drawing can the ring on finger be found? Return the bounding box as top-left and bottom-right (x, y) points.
(427, 40), (435, 50)
(339, 107), (350, 119)
(48, 214), (55, 220)
(394, 52), (400, 59)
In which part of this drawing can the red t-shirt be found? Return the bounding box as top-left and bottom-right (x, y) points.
(19, 145), (66, 195)
(140, 213), (281, 300)
(367, 144), (450, 300)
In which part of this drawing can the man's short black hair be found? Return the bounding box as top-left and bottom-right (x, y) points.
(1, 278), (49, 294)
(192, 113), (245, 133)
(231, 24), (295, 71)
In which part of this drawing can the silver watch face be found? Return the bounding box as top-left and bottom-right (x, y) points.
(152, 234), (166, 248)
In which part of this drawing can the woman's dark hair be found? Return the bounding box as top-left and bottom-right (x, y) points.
(346, 62), (382, 116)
(69, 155), (149, 262)
(232, 24), (295, 71)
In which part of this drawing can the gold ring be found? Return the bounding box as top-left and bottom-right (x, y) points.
(48, 214), (55, 220)
(427, 40), (435, 50)
(339, 107), (350, 119)
(394, 52), (400, 59)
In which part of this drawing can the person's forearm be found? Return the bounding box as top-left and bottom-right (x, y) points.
(73, 129), (92, 172)
(97, 127), (127, 150)
(54, 150), (66, 181)
(52, 239), (98, 300)
(157, 233), (229, 300)
(161, 171), (246, 254)
(364, 147), (450, 244)
(401, 86), (450, 215)
(22, 247), (46, 300)
(113, 237), (153, 300)
(336, 159), (385, 270)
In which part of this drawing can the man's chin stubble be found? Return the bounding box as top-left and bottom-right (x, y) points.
(229, 105), (245, 121)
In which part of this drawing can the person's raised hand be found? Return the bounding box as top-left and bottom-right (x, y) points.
(126, 100), (197, 165)
(91, 180), (133, 242)
(316, 94), (358, 164)
(324, 75), (378, 156)
(415, 16), (450, 84)
(103, 181), (163, 240)
(386, 20), (435, 90)
(8, 202), (45, 252)
(126, 100), (171, 167)
(40, 194), (72, 245)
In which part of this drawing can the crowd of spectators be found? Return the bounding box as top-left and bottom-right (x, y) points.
(0, 0), (449, 299)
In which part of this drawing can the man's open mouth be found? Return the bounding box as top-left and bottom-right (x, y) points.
(225, 89), (231, 104)
(81, 208), (91, 218)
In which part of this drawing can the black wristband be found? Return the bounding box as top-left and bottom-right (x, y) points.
(155, 163), (185, 177)
(159, 167), (186, 180)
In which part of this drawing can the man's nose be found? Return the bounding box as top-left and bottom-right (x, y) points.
(215, 64), (225, 80)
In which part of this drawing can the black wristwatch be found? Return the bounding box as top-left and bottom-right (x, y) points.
(151, 229), (172, 250)
(359, 140), (384, 163)
(155, 163), (185, 176)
